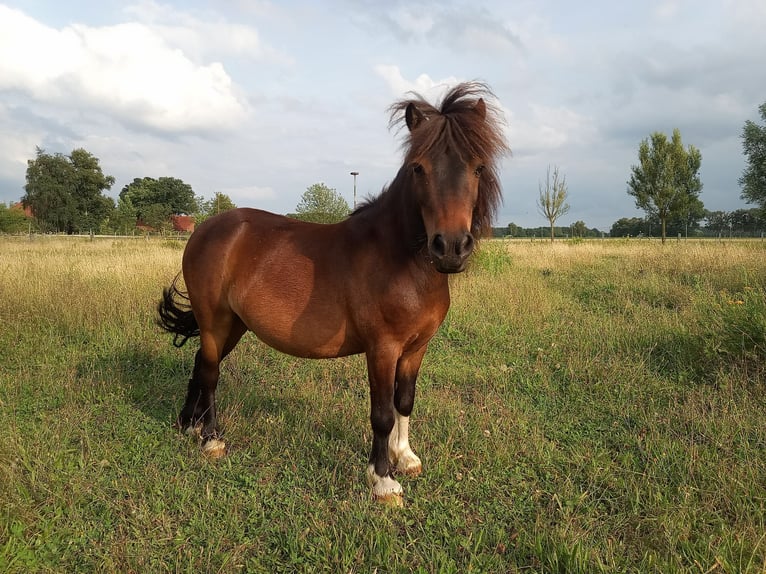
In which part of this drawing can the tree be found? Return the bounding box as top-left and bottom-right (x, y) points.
(22, 147), (116, 233)
(610, 217), (646, 237)
(292, 183), (350, 224)
(627, 129), (703, 243)
(740, 101), (766, 211)
(196, 192), (237, 224)
(730, 208), (764, 236)
(704, 210), (731, 236)
(570, 220), (587, 237)
(0, 203), (32, 233)
(119, 177), (197, 229)
(113, 195), (138, 235)
(662, 195), (706, 237)
(537, 165), (570, 242)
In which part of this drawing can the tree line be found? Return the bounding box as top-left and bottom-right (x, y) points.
(7, 146), (350, 234)
(509, 100), (766, 242)
(4, 99), (765, 236)
(497, 208), (765, 239)
(14, 147), (237, 234)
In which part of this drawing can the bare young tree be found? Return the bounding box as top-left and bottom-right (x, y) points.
(537, 165), (570, 242)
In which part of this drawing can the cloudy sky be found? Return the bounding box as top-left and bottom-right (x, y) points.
(1, 0), (764, 230)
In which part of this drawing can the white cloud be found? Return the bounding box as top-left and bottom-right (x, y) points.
(374, 64), (462, 100)
(388, 7), (435, 39)
(655, 0), (683, 21)
(506, 103), (596, 158)
(0, 102), (42, 188)
(219, 185), (277, 204)
(0, 4), (248, 134)
(122, 0), (293, 65)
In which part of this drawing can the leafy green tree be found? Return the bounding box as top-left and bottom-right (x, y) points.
(569, 220), (587, 237)
(704, 210), (731, 236)
(537, 165), (570, 242)
(627, 129), (703, 243)
(730, 208), (764, 236)
(22, 147), (115, 233)
(292, 183), (350, 224)
(196, 192), (237, 224)
(0, 203), (32, 233)
(113, 195), (138, 234)
(740, 101), (766, 211)
(660, 195), (706, 237)
(610, 217), (646, 237)
(119, 177), (197, 229)
(704, 208), (764, 237)
(506, 222), (526, 237)
(142, 203), (174, 233)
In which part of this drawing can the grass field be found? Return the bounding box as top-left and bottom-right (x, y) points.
(1, 235), (765, 573)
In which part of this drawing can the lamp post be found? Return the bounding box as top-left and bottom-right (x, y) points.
(350, 171), (359, 209)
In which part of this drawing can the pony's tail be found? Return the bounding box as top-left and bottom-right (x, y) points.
(157, 274), (199, 348)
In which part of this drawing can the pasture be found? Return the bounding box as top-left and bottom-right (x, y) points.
(1, 236), (765, 573)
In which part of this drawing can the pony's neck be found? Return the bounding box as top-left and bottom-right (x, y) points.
(352, 167), (430, 266)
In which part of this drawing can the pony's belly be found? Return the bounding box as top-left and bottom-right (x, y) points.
(244, 314), (363, 359)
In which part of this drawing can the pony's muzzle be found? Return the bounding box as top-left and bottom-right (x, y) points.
(429, 232), (474, 273)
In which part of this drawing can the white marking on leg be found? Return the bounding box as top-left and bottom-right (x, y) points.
(388, 413), (422, 475)
(366, 464), (403, 505)
(202, 438), (226, 459)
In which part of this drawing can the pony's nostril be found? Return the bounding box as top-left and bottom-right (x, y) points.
(431, 234), (447, 258)
(457, 233), (474, 257)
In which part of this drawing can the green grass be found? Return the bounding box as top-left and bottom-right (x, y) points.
(1, 236), (765, 573)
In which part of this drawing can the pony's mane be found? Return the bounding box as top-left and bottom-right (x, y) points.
(355, 82), (509, 237)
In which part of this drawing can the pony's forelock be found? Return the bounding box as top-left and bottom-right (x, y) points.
(388, 81), (510, 236)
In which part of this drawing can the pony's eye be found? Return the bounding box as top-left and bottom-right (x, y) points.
(474, 165), (485, 177)
(413, 163), (424, 175)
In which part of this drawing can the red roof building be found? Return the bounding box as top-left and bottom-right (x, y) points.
(12, 202), (33, 217)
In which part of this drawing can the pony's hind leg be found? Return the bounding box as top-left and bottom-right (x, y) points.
(177, 349), (208, 432)
(389, 347), (426, 476)
(179, 317), (246, 458)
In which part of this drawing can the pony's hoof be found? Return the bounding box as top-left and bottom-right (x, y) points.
(367, 465), (404, 506)
(202, 439), (226, 459)
(375, 491), (404, 507)
(395, 451), (422, 476)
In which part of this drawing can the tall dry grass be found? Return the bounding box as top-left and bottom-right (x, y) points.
(1, 236), (765, 573)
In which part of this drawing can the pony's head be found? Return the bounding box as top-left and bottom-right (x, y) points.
(391, 82), (509, 273)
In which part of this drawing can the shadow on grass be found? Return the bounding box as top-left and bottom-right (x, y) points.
(647, 330), (709, 384)
(77, 343), (191, 424)
(648, 326), (766, 385)
(79, 342), (368, 469)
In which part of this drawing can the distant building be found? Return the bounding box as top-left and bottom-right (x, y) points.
(12, 202), (33, 218)
(13, 202), (195, 233)
(171, 214), (195, 232)
(136, 214), (195, 233)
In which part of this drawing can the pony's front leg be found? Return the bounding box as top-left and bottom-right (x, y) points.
(365, 350), (403, 505)
(388, 413), (422, 476)
(389, 348), (426, 475)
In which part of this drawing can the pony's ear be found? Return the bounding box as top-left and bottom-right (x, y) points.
(473, 98), (486, 120)
(405, 103), (426, 132)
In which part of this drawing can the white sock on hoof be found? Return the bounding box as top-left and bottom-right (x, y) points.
(366, 464), (403, 505)
(388, 414), (422, 475)
(202, 438), (226, 459)
(395, 449), (422, 475)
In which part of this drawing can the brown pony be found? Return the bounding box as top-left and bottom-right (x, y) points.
(158, 81), (508, 504)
